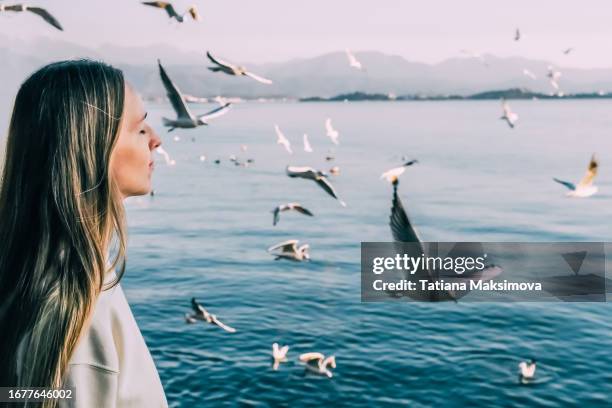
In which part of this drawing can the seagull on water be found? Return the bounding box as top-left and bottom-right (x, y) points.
(518, 359), (536, 383)
(303, 134), (313, 152)
(274, 124), (293, 154)
(547, 66), (562, 90)
(325, 118), (340, 145)
(522, 69), (537, 80)
(286, 166), (346, 206)
(553, 154), (599, 197)
(299, 352), (336, 378)
(155, 146), (176, 165)
(189, 298), (236, 333)
(272, 203), (314, 226)
(381, 160), (418, 183)
(158, 60), (232, 132)
(141, 2), (200, 22)
(500, 99), (518, 128)
(267, 239), (310, 262)
(206, 51), (273, 84)
(0, 3), (63, 30)
(272, 343), (289, 371)
(345, 48), (363, 70)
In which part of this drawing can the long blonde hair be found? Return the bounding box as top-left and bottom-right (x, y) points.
(0, 60), (128, 402)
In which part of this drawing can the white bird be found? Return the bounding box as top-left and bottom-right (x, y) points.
(206, 51), (273, 84)
(267, 239), (310, 262)
(158, 60), (232, 132)
(553, 154), (599, 198)
(155, 146), (176, 166)
(142, 2), (200, 23)
(272, 343), (289, 371)
(345, 48), (363, 70)
(272, 203), (314, 226)
(199, 155), (206, 161)
(329, 166), (340, 176)
(518, 359), (536, 382)
(500, 99), (518, 128)
(286, 166), (346, 206)
(0, 3), (63, 30)
(522, 69), (537, 80)
(325, 118), (339, 145)
(274, 124), (293, 154)
(303, 134), (313, 152)
(514, 28), (521, 41)
(299, 352), (337, 378)
(547, 66), (562, 90)
(381, 160), (418, 183)
(190, 298), (236, 333)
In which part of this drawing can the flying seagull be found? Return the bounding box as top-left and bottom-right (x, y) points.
(274, 124), (293, 154)
(522, 69), (537, 80)
(547, 66), (562, 90)
(299, 352), (336, 378)
(325, 118), (340, 145)
(303, 134), (313, 152)
(272, 203), (314, 226)
(272, 343), (289, 371)
(158, 60), (231, 132)
(0, 4), (63, 30)
(388, 179), (503, 301)
(514, 28), (521, 41)
(553, 154), (599, 197)
(141, 2), (200, 22)
(381, 160), (418, 183)
(267, 239), (310, 262)
(518, 359), (536, 383)
(286, 166), (346, 206)
(206, 51), (273, 84)
(563, 47), (574, 55)
(345, 48), (363, 70)
(500, 99), (518, 128)
(189, 298), (236, 333)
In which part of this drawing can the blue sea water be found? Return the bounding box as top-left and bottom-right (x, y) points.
(121, 100), (612, 407)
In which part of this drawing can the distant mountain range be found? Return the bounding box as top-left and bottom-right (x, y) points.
(2, 35), (612, 103)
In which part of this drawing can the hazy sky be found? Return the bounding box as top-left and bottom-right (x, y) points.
(1, 0), (612, 68)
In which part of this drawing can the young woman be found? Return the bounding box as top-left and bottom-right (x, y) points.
(0, 60), (167, 407)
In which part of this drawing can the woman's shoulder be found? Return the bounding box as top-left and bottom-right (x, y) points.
(68, 283), (127, 373)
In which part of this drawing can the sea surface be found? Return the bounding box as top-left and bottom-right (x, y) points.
(119, 100), (612, 407)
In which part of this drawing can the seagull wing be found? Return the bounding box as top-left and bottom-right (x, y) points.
(211, 315), (236, 333)
(389, 181), (423, 247)
(158, 60), (194, 120)
(244, 71), (273, 85)
(577, 155), (598, 187)
(206, 51), (236, 70)
(191, 297), (207, 315)
(553, 178), (576, 191)
(268, 239), (299, 253)
(314, 176), (345, 205)
(325, 118), (333, 134)
(303, 134), (313, 152)
(286, 166), (316, 179)
(197, 102), (232, 122)
(299, 352), (325, 362)
(27, 7), (63, 31)
(272, 207), (281, 226)
(292, 205), (314, 217)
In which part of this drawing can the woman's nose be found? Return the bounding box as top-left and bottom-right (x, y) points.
(150, 128), (162, 149)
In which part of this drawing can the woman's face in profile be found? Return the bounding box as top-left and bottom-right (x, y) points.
(110, 84), (161, 198)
